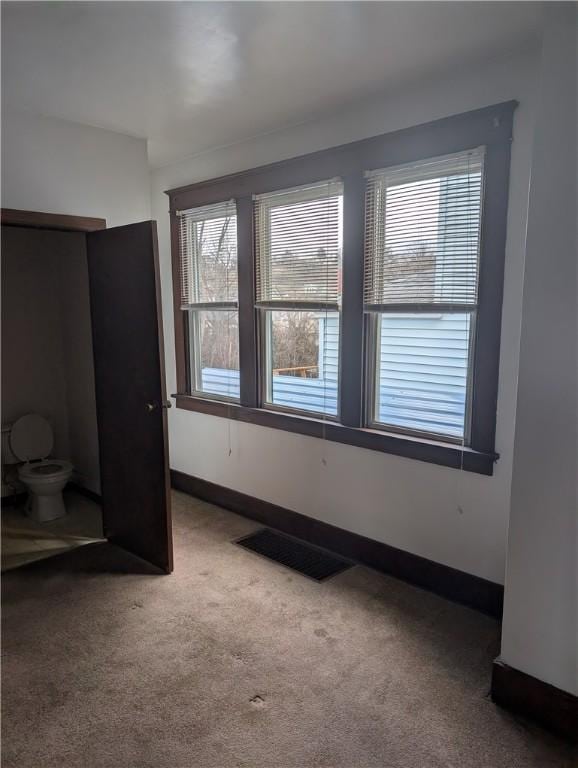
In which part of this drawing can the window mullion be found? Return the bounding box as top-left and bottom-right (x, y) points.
(237, 195), (258, 408)
(340, 171), (366, 428)
(188, 309), (202, 393)
(463, 307), (478, 446)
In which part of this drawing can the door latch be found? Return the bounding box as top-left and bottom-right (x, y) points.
(146, 401), (172, 412)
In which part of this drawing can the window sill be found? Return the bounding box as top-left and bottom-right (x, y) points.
(174, 394), (498, 475)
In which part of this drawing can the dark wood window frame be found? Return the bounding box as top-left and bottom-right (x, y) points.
(167, 101), (516, 476)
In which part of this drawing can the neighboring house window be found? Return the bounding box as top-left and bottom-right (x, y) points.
(363, 149), (483, 442)
(168, 102), (515, 475)
(177, 200), (240, 400)
(254, 180), (343, 417)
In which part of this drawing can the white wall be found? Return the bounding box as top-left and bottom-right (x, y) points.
(152, 50), (539, 585)
(500, 5), (577, 696)
(1, 111), (150, 225)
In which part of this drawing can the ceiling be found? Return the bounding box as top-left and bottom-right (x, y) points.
(2, 2), (541, 168)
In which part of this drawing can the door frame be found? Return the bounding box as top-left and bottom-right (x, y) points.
(1, 208), (107, 232)
(1, 208), (173, 572)
(1, 206), (108, 510)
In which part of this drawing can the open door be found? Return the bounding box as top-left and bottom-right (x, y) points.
(87, 221), (173, 573)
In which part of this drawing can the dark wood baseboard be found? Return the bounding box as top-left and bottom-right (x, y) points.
(68, 482), (103, 505)
(170, 469), (504, 618)
(492, 659), (578, 743)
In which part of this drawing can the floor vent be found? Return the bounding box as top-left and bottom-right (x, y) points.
(235, 528), (353, 582)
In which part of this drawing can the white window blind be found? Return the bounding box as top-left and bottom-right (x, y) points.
(177, 200), (237, 309)
(254, 179), (343, 308)
(364, 148), (484, 309)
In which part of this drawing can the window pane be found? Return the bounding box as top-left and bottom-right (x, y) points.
(179, 201), (237, 306)
(364, 149), (483, 307)
(374, 312), (472, 439)
(255, 181), (343, 304)
(265, 310), (339, 416)
(190, 310), (240, 399)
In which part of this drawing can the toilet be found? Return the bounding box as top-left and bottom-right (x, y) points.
(2, 414), (73, 522)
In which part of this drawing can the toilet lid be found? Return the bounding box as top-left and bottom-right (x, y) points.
(10, 414), (53, 461)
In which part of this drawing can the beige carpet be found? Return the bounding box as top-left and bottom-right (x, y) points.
(2, 491), (573, 768)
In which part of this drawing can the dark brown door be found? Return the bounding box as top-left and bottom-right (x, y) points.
(87, 221), (173, 573)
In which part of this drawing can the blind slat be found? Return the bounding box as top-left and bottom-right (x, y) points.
(364, 148), (484, 308)
(255, 179), (343, 305)
(177, 200), (238, 309)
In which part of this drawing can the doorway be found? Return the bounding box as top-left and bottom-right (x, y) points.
(1, 223), (104, 569)
(1, 209), (173, 573)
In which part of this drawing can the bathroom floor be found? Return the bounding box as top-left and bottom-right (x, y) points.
(1, 488), (104, 572)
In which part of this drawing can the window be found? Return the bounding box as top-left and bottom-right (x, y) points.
(364, 150), (483, 443)
(254, 181), (343, 417)
(177, 200), (240, 400)
(169, 102), (515, 474)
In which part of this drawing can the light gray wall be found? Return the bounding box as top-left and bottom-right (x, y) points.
(1, 111), (150, 226)
(500, 4), (577, 696)
(1, 228), (100, 494)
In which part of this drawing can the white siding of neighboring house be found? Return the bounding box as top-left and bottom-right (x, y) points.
(317, 313), (468, 437)
(202, 311), (468, 432)
(317, 313), (340, 381)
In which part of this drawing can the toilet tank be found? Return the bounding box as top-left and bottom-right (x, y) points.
(1, 424), (19, 465)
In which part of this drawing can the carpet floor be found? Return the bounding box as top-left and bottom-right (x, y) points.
(2, 490), (573, 768)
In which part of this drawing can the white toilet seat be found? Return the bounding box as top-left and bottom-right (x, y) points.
(8, 415), (74, 522)
(18, 459), (73, 483)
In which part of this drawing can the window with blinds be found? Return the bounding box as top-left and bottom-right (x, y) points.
(254, 180), (343, 416)
(364, 148), (484, 441)
(177, 200), (240, 400)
